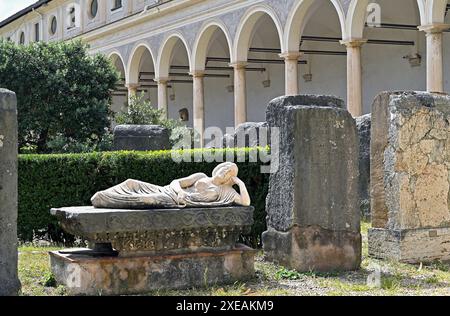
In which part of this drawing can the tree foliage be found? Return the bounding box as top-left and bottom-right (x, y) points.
(0, 40), (119, 153)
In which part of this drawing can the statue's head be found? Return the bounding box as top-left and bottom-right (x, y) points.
(212, 162), (238, 185)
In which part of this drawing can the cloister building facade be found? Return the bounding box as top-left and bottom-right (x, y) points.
(1, 0), (450, 139)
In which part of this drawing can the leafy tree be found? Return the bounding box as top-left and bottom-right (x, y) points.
(0, 39), (118, 153)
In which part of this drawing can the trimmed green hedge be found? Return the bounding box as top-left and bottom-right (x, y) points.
(18, 149), (269, 247)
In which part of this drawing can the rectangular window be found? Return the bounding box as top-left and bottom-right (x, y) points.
(34, 23), (40, 42)
(111, 0), (122, 11)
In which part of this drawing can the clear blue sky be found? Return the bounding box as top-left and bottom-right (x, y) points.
(0, 0), (37, 22)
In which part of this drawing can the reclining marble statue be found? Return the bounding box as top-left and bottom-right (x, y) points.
(49, 162), (256, 295)
(91, 162), (251, 209)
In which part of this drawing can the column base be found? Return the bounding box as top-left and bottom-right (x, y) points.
(50, 244), (256, 295)
(369, 227), (450, 263)
(262, 226), (361, 272)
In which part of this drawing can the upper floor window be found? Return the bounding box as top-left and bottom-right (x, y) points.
(19, 32), (25, 45)
(67, 5), (76, 29)
(111, 0), (123, 11)
(34, 23), (40, 42)
(50, 16), (57, 35)
(90, 0), (99, 18)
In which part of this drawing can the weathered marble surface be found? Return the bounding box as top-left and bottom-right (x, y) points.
(50, 244), (256, 295)
(262, 95), (361, 272)
(113, 124), (170, 151)
(0, 89), (21, 296)
(369, 91), (450, 263)
(51, 206), (254, 256)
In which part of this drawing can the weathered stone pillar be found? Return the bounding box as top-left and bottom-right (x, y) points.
(369, 91), (450, 263)
(262, 95), (361, 272)
(0, 89), (21, 296)
(280, 52), (302, 95)
(155, 78), (169, 119)
(230, 62), (247, 127)
(340, 39), (366, 117)
(419, 24), (449, 93)
(191, 70), (205, 147)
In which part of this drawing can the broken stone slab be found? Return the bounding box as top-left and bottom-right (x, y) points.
(0, 89), (21, 296)
(50, 244), (256, 295)
(51, 206), (254, 257)
(262, 95), (361, 272)
(356, 114), (371, 220)
(113, 124), (170, 151)
(369, 91), (450, 263)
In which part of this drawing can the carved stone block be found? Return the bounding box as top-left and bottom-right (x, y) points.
(369, 91), (450, 263)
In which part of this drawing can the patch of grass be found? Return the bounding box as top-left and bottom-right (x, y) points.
(381, 274), (402, 291)
(361, 220), (371, 235)
(275, 267), (303, 280)
(18, 246), (66, 296)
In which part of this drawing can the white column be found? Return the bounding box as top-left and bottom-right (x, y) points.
(155, 78), (169, 119)
(230, 62), (247, 127)
(125, 83), (139, 106)
(419, 24), (449, 93)
(280, 52), (302, 95)
(191, 71), (205, 147)
(340, 39), (367, 117)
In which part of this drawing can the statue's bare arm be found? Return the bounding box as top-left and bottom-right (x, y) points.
(170, 173), (207, 193)
(231, 177), (251, 206)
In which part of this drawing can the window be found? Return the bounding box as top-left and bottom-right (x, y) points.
(111, 0), (122, 11)
(68, 6), (76, 29)
(50, 16), (57, 35)
(34, 23), (40, 42)
(19, 32), (25, 45)
(90, 0), (98, 18)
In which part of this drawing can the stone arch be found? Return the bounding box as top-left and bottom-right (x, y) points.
(127, 43), (156, 85)
(285, 0), (346, 52)
(347, 0), (427, 39)
(233, 5), (284, 63)
(425, 0), (448, 24)
(156, 32), (191, 79)
(192, 20), (233, 71)
(108, 51), (127, 82)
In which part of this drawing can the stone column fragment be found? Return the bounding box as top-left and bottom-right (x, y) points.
(262, 95), (361, 272)
(0, 88), (21, 296)
(369, 91), (450, 263)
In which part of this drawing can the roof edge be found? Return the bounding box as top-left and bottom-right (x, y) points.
(0, 0), (53, 30)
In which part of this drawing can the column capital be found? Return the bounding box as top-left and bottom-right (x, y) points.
(125, 83), (140, 89)
(229, 61), (248, 69)
(154, 77), (170, 84)
(189, 70), (206, 78)
(418, 23), (450, 34)
(279, 51), (303, 60)
(340, 39), (367, 48)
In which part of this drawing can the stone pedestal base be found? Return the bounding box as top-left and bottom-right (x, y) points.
(262, 226), (361, 272)
(368, 227), (450, 263)
(50, 244), (256, 295)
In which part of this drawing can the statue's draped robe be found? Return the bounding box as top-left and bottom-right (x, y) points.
(91, 179), (239, 209)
